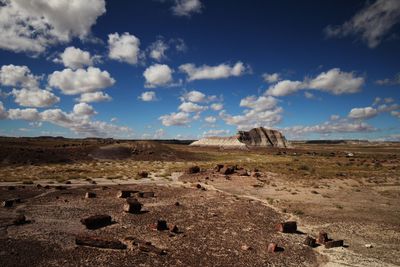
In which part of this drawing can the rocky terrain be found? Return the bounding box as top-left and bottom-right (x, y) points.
(0, 137), (399, 266)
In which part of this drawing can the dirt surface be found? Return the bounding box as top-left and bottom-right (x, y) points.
(0, 183), (321, 267)
(0, 137), (399, 266)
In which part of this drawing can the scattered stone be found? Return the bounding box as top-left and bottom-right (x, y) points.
(75, 235), (126, 250)
(138, 191), (154, 198)
(123, 198), (142, 214)
(156, 220), (168, 231)
(304, 236), (316, 247)
(174, 202), (180, 206)
(220, 166), (235, 175)
(196, 184), (202, 189)
(252, 172), (261, 178)
(2, 199), (15, 208)
(117, 190), (132, 198)
(80, 215), (112, 230)
(325, 240), (344, 248)
(65, 181), (71, 184)
(13, 214), (27, 225)
(187, 166), (200, 174)
(276, 221), (297, 233)
(267, 243), (278, 253)
(365, 244), (373, 248)
(241, 244), (252, 251)
(85, 192), (96, 198)
(171, 225), (181, 234)
(127, 238), (167, 255)
(137, 171), (149, 178)
(317, 231), (329, 244)
(214, 164), (224, 172)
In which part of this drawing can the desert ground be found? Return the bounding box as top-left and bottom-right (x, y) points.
(0, 137), (399, 266)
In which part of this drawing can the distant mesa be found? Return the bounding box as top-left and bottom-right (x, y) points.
(190, 127), (290, 149)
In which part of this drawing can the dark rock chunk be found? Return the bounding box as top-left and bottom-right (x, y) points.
(75, 235), (126, 250)
(2, 198), (20, 208)
(252, 172), (262, 178)
(276, 221), (297, 233)
(123, 198), (142, 214)
(196, 184), (202, 189)
(137, 171), (149, 178)
(156, 220), (168, 231)
(80, 214), (112, 230)
(85, 192), (96, 198)
(325, 240), (344, 248)
(304, 236), (316, 247)
(13, 214), (27, 225)
(44, 185), (50, 189)
(214, 164), (224, 172)
(55, 185), (67, 190)
(187, 166), (200, 174)
(267, 243), (278, 253)
(7, 186), (15, 190)
(220, 166), (235, 175)
(138, 191), (154, 198)
(171, 225), (181, 234)
(174, 202), (180, 206)
(317, 231), (329, 244)
(65, 181), (71, 184)
(117, 190), (132, 198)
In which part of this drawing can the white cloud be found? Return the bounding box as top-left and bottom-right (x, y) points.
(172, 0), (203, 17)
(180, 90), (206, 102)
(143, 64), (173, 88)
(203, 129), (230, 137)
(325, 0), (400, 48)
(8, 108), (41, 121)
(0, 0), (106, 53)
(11, 88), (59, 107)
(266, 68), (364, 97)
(330, 114), (340, 121)
(376, 73), (400, 85)
(54, 46), (97, 69)
(0, 101), (8, 119)
(391, 110), (400, 118)
(159, 111), (191, 126)
(304, 92), (315, 99)
(348, 107), (378, 120)
(153, 128), (166, 139)
(179, 61), (248, 81)
(139, 91), (157, 102)
(108, 32), (141, 64)
(77, 92), (112, 103)
(149, 39), (169, 61)
(73, 102), (96, 116)
(220, 95), (283, 130)
(204, 116), (216, 124)
(48, 67), (115, 95)
(178, 102), (207, 113)
(262, 72), (281, 83)
(210, 103), (223, 111)
(0, 65), (39, 88)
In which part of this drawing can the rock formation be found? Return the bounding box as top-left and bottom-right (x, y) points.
(190, 127), (289, 149)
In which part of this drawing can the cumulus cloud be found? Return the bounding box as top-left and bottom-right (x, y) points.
(73, 103), (96, 116)
(159, 111), (191, 126)
(0, 101), (8, 119)
(266, 68), (364, 97)
(108, 32), (141, 64)
(138, 91), (157, 102)
(48, 67), (115, 95)
(391, 110), (400, 118)
(0, 65), (39, 88)
(172, 0), (203, 17)
(220, 95), (283, 130)
(149, 39), (169, 61)
(54, 46), (98, 69)
(143, 64), (173, 88)
(178, 102), (207, 113)
(324, 0), (400, 48)
(11, 88), (59, 108)
(8, 108), (41, 121)
(77, 92), (112, 103)
(376, 72), (400, 85)
(348, 107), (378, 120)
(204, 116), (216, 124)
(203, 129), (230, 137)
(179, 61), (248, 81)
(210, 103), (223, 111)
(262, 73), (281, 83)
(0, 0), (106, 53)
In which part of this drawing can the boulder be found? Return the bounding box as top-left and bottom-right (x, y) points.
(317, 231), (329, 244)
(85, 192), (96, 198)
(220, 166), (235, 175)
(80, 214), (112, 230)
(304, 236), (316, 247)
(156, 220), (168, 231)
(123, 198), (142, 214)
(276, 221), (297, 233)
(117, 190), (133, 198)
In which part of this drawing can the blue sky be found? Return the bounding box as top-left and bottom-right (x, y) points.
(0, 0), (399, 140)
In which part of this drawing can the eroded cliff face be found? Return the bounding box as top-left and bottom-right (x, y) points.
(190, 127), (289, 148)
(238, 127), (289, 148)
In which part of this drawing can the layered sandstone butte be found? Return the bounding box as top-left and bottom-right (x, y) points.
(190, 127), (289, 149)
